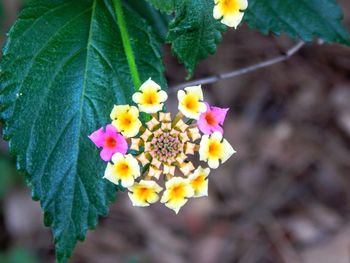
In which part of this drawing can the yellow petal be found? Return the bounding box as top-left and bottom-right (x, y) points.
(104, 153), (140, 187)
(161, 177), (194, 213)
(128, 180), (162, 207)
(110, 105), (128, 120)
(188, 166), (210, 197)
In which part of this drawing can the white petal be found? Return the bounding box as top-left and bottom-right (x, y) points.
(211, 131), (223, 141)
(125, 154), (140, 177)
(132, 92), (142, 104)
(103, 163), (119, 185)
(208, 158), (220, 169)
(177, 90), (186, 102)
(110, 105), (129, 119)
(111, 152), (124, 164)
(128, 192), (149, 207)
(128, 106), (140, 117)
(198, 102), (207, 114)
(140, 78), (161, 92)
(213, 5), (223, 19)
(158, 90), (168, 102)
(147, 192), (160, 204)
(184, 184), (194, 197)
(166, 198), (188, 214)
(221, 12), (244, 29)
(139, 103), (163, 114)
(199, 135), (209, 161)
(196, 180), (208, 197)
(160, 191), (170, 203)
(221, 138), (236, 163)
(238, 0), (248, 10)
(178, 105), (202, 120)
(121, 176), (135, 188)
(185, 85), (203, 100)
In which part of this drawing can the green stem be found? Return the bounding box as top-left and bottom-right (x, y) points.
(112, 0), (141, 90)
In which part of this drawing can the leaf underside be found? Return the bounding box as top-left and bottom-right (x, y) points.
(0, 0), (165, 262)
(245, 0), (350, 45)
(167, 0), (226, 77)
(146, 0), (175, 14)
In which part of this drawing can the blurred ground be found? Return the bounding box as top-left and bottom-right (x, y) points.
(1, 1), (350, 263)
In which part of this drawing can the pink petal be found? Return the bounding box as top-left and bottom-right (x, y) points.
(211, 106), (229, 125)
(210, 124), (224, 134)
(100, 147), (115, 161)
(105, 124), (118, 136)
(88, 127), (105, 147)
(197, 113), (213, 135)
(114, 133), (128, 154)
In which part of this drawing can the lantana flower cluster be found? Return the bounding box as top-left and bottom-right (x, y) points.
(89, 79), (236, 213)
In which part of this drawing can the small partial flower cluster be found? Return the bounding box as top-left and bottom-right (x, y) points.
(89, 79), (236, 213)
(213, 0), (248, 28)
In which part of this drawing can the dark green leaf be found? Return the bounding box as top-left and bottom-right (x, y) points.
(245, 0), (350, 45)
(167, 0), (226, 77)
(124, 0), (170, 41)
(146, 0), (175, 14)
(0, 0), (165, 262)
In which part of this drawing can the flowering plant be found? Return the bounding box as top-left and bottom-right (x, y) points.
(1, 0), (349, 260)
(89, 79), (235, 213)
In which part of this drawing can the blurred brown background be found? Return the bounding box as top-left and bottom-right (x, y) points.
(1, 1), (350, 262)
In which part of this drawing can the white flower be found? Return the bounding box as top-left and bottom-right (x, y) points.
(199, 131), (236, 169)
(104, 153), (140, 187)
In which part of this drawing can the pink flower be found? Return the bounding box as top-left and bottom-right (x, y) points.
(89, 124), (128, 161)
(197, 102), (229, 134)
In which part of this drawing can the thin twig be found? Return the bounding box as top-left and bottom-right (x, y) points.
(170, 41), (305, 92)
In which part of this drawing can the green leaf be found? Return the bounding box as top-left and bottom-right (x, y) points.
(0, 0), (165, 262)
(167, 0), (226, 77)
(146, 0), (175, 14)
(125, 0), (170, 41)
(244, 0), (350, 45)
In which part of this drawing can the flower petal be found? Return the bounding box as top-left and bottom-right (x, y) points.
(100, 147), (115, 162)
(88, 127), (105, 147)
(114, 133), (128, 154)
(221, 138), (236, 163)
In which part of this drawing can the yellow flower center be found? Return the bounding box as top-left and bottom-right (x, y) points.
(169, 185), (186, 201)
(208, 140), (223, 159)
(135, 187), (153, 200)
(115, 161), (131, 178)
(220, 0), (240, 14)
(142, 90), (159, 106)
(183, 95), (199, 112)
(119, 112), (133, 128)
(191, 175), (205, 190)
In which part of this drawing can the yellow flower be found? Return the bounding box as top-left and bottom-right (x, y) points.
(177, 85), (207, 120)
(104, 153), (140, 187)
(213, 0), (248, 28)
(161, 177), (194, 213)
(128, 180), (163, 207)
(110, 105), (142, 138)
(188, 166), (210, 197)
(132, 78), (168, 113)
(199, 131), (236, 169)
